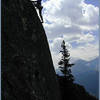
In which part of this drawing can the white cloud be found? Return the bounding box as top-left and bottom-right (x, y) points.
(63, 32), (95, 43)
(43, 0), (99, 40)
(50, 37), (72, 53)
(76, 33), (95, 43)
(70, 43), (99, 61)
(42, 0), (99, 67)
(51, 52), (62, 69)
(51, 42), (99, 69)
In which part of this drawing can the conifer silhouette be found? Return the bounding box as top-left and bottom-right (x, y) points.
(58, 40), (74, 82)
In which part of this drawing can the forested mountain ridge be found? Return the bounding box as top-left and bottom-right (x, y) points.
(56, 57), (99, 99)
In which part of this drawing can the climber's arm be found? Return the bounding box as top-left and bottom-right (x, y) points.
(30, 0), (37, 3)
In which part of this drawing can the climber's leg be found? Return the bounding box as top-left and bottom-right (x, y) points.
(39, 6), (43, 23)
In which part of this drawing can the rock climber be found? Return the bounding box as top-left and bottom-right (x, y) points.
(31, 0), (44, 23)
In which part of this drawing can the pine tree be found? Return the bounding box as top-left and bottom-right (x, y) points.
(58, 40), (74, 82)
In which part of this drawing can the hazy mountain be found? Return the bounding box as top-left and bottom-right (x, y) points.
(72, 57), (99, 74)
(56, 57), (99, 98)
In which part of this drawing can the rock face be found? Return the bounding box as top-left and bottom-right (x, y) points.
(2, 0), (60, 100)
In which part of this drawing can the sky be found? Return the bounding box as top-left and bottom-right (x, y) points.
(42, 0), (99, 69)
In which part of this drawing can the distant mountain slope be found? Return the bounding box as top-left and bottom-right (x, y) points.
(56, 57), (99, 98)
(73, 70), (99, 98)
(71, 57), (99, 98)
(72, 58), (99, 74)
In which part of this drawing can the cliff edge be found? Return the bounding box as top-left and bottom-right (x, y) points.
(2, 0), (60, 100)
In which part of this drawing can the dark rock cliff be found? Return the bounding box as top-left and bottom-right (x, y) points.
(2, 0), (61, 100)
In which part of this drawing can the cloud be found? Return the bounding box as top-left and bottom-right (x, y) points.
(42, 0), (99, 67)
(70, 43), (99, 61)
(43, 0), (99, 40)
(50, 37), (72, 53)
(76, 33), (95, 43)
(63, 32), (95, 44)
(51, 42), (99, 69)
